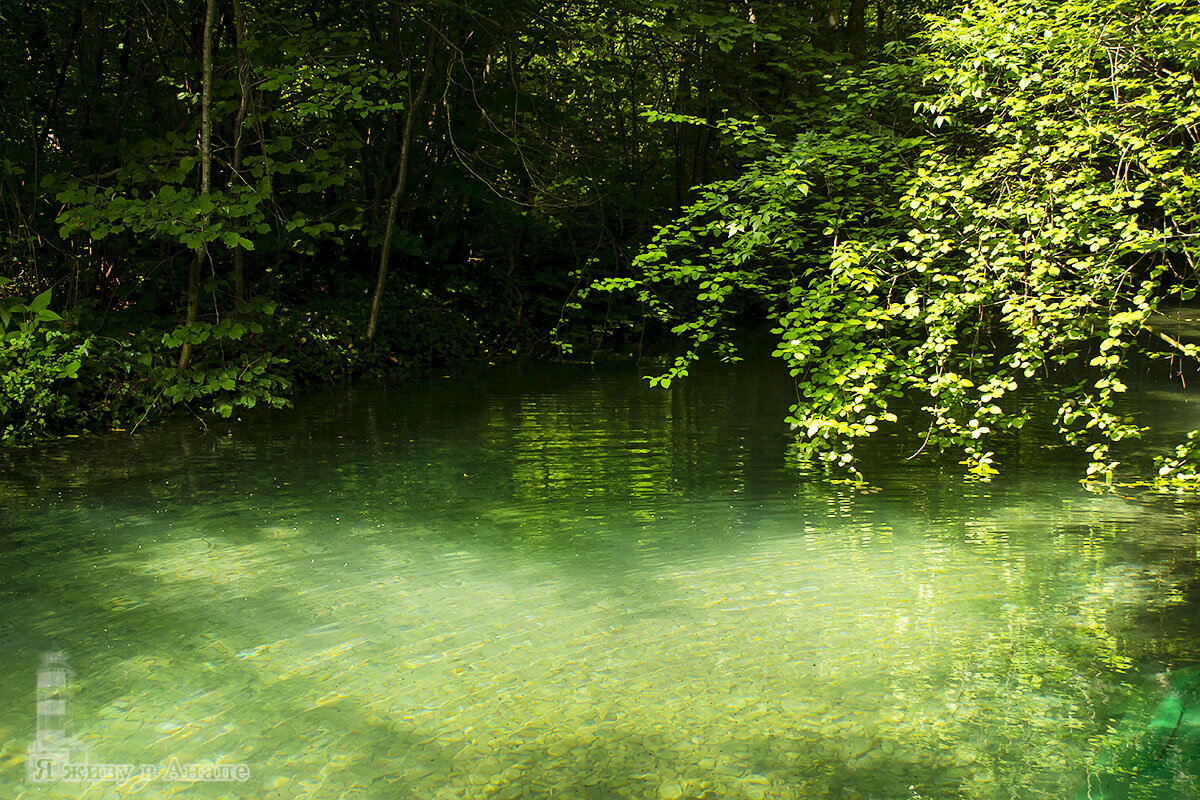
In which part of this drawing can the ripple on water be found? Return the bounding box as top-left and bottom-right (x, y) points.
(2, 367), (1199, 799)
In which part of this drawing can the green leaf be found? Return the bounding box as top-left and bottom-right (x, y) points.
(28, 289), (52, 312)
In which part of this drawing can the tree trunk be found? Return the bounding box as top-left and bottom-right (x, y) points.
(37, 8), (83, 157)
(230, 0), (251, 306)
(179, 0), (216, 370)
(846, 0), (869, 41)
(366, 19), (438, 342)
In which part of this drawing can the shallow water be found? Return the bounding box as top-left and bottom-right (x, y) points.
(1, 361), (1199, 799)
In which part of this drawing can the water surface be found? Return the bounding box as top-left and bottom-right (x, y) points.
(1, 362), (1198, 799)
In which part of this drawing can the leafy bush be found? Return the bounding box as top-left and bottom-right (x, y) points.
(0, 283), (88, 441)
(154, 304), (292, 419)
(0, 285), (298, 441)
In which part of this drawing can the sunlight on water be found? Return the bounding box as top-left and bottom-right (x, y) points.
(1, 362), (1198, 799)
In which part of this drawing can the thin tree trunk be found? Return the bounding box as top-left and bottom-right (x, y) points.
(672, 69), (688, 210)
(179, 0), (216, 370)
(847, 0), (869, 42)
(37, 8), (83, 157)
(113, 20), (133, 143)
(366, 21), (438, 342)
(231, 0), (251, 306)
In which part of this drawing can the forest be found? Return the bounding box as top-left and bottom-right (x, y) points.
(2, 0), (1200, 485)
(6, 5), (1200, 800)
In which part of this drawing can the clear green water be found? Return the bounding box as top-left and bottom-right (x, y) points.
(1, 362), (1199, 800)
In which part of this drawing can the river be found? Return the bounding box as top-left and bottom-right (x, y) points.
(1, 360), (1198, 799)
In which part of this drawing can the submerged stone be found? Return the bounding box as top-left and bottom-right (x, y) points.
(657, 778), (684, 799)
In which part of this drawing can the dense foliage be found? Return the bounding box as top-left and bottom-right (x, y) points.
(2, 0), (1199, 484)
(1, 0), (889, 438)
(605, 0), (1200, 485)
